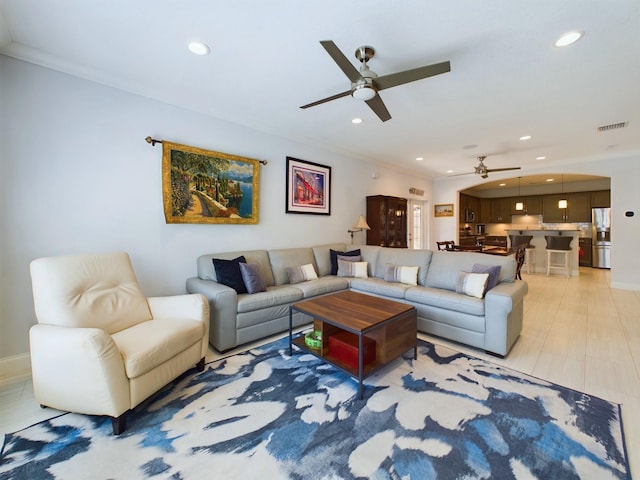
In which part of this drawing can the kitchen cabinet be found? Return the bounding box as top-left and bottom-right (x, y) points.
(366, 195), (408, 248)
(542, 192), (591, 222)
(513, 195), (542, 215)
(591, 190), (611, 208)
(490, 197), (512, 223)
(479, 198), (492, 224)
(459, 193), (478, 223)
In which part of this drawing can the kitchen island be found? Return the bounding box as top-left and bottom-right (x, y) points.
(506, 229), (581, 277)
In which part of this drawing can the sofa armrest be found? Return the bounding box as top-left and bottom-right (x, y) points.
(186, 277), (238, 352)
(483, 280), (529, 356)
(147, 294), (210, 358)
(29, 324), (130, 417)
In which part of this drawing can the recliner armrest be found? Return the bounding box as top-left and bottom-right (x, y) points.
(29, 324), (130, 417)
(147, 294), (210, 357)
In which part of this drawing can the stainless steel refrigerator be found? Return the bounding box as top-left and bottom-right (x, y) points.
(592, 207), (611, 269)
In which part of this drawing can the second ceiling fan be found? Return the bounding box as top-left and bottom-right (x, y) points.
(452, 156), (522, 179)
(300, 40), (451, 122)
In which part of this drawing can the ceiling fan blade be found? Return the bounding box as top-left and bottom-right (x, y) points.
(320, 40), (362, 83)
(374, 61), (451, 91)
(300, 90), (352, 109)
(448, 171), (475, 177)
(486, 167), (522, 173)
(365, 94), (392, 122)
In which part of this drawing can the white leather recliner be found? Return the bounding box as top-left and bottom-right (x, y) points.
(29, 252), (210, 434)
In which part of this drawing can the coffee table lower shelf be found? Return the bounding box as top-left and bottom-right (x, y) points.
(292, 335), (384, 379)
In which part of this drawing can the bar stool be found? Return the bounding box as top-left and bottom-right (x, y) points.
(545, 235), (573, 278)
(509, 235), (535, 274)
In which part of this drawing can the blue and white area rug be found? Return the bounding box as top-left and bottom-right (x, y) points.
(1, 338), (630, 479)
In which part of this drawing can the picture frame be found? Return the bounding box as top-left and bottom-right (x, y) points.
(162, 141), (260, 224)
(286, 156), (331, 215)
(434, 203), (454, 217)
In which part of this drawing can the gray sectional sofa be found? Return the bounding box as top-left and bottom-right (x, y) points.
(186, 243), (528, 357)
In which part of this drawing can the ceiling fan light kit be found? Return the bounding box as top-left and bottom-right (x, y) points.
(352, 84), (376, 101)
(300, 40), (451, 122)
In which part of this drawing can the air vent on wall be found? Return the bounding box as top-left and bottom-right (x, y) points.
(597, 121), (628, 132)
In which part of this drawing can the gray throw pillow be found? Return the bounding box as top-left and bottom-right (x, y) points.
(471, 263), (501, 293)
(239, 263), (266, 294)
(286, 264), (318, 284)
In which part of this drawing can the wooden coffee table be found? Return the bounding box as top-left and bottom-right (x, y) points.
(288, 290), (417, 399)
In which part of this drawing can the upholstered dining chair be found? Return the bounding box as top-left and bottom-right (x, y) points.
(437, 241), (455, 251)
(29, 252), (210, 434)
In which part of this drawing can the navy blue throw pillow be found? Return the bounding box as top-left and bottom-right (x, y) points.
(329, 249), (361, 275)
(213, 256), (247, 294)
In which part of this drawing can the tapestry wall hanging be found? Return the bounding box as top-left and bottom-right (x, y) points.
(162, 141), (260, 224)
(285, 156), (331, 215)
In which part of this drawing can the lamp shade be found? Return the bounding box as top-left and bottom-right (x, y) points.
(353, 215), (371, 230)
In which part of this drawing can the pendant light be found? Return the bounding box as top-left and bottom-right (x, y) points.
(558, 174), (568, 209)
(515, 177), (524, 211)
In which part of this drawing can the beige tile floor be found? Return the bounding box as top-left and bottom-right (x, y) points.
(1, 267), (638, 477)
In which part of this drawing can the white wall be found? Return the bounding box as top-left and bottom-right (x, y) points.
(0, 56), (432, 359)
(431, 156), (640, 289)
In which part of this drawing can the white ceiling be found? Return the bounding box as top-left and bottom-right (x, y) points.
(1, 0), (639, 181)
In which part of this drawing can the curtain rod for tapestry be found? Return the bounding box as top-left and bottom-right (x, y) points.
(144, 136), (268, 165)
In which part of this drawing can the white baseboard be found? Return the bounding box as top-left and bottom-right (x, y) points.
(611, 281), (640, 291)
(0, 353), (31, 384)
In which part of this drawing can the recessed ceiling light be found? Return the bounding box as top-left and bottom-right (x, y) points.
(446, 170), (454, 174)
(416, 157), (424, 161)
(546, 178), (554, 182)
(351, 117), (363, 124)
(499, 183), (506, 187)
(519, 135), (532, 141)
(536, 156), (546, 160)
(188, 41), (210, 55)
(555, 31), (584, 47)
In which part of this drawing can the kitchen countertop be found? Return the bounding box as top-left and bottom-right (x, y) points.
(505, 228), (580, 233)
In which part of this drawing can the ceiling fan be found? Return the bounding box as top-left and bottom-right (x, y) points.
(452, 156), (521, 179)
(300, 40), (451, 122)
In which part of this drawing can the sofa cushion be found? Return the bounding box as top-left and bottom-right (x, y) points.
(349, 277), (411, 299)
(269, 248), (317, 286)
(374, 249), (432, 285)
(213, 256), (247, 294)
(239, 263), (267, 294)
(112, 318), (205, 379)
(425, 251), (516, 291)
(291, 277), (349, 298)
(329, 248), (361, 275)
(405, 286), (485, 316)
(236, 286), (304, 314)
